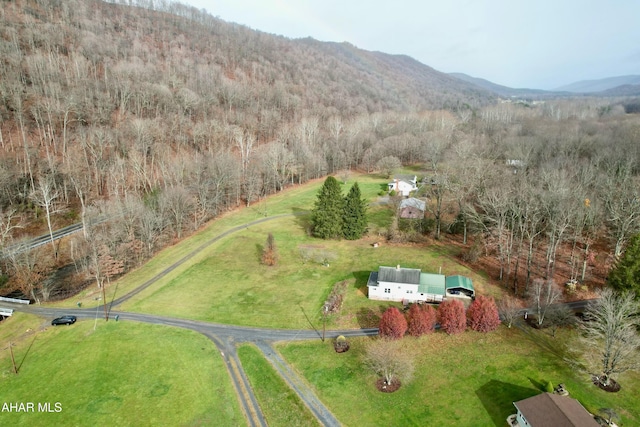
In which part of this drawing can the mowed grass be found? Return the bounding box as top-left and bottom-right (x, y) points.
(123, 213), (489, 328)
(237, 344), (320, 427)
(67, 174), (394, 312)
(109, 172), (488, 329)
(277, 326), (640, 426)
(0, 313), (243, 426)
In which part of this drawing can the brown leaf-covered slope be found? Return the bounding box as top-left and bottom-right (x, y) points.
(0, 0), (494, 125)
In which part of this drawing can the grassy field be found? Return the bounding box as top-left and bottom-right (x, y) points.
(237, 344), (320, 427)
(277, 326), (640, 426)
(103, 173), (490, 329)
(65, 174), (393, 311)
(0, 313), (243, 426)
(120, 214), (489, 329)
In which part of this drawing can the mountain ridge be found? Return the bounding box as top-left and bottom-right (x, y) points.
(554, 75), (640, 93)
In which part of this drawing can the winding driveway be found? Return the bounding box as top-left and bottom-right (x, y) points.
(4, 213), (378, 426)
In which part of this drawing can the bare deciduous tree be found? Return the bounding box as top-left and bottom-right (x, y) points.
(579, 289), (640, 388)
(29, 175), (60, 258)
(544, 303), (576, 338)
(364, 338), (415, 388)
(497, 295), (523, 328)
(376, 156), (401, 179)
(527, 279), (563, 326)
(7, 245), (45, 304)
(159, 185), (194, 239)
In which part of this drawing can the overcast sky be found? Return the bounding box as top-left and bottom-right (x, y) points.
(183, 0), (640, 90)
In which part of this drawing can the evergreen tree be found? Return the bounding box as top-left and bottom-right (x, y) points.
(608, 234), (640, 297)
(342, 182), (368, 240)
(311, 176), (344, 239)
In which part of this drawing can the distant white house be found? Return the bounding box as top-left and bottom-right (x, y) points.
(505, 159), (525, 167)
(388, 175), (418, 196)
(367, 265), (474, 304)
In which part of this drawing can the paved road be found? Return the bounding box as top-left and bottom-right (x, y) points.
(3, 212), (375, 426)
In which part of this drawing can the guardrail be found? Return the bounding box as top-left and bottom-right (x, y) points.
(0, 308), (14, 317)
(0, 296), (30, 304)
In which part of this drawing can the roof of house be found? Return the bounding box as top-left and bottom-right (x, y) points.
(399, 198), (426, 211)
(445, 275), (474, 292)
(378, 266), (421, 284)
(418, 273), (445, 295)
(367, 271), (379, 287)
(392, 174), (417, 183)
(513, 393), (599, 427)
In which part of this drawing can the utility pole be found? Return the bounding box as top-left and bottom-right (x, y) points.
(102, 282), (108, 322)
(322, 305), (328, 342)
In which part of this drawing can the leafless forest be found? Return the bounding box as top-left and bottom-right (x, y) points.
(0, 0), (638, 302)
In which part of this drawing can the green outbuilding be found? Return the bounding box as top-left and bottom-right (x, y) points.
(445, 275), (475, 297)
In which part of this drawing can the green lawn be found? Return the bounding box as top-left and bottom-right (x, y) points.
(0, 313), (243, 426)
(97, 172), (485, 329)
(277, 327), (640, 426)
(121, 213), (488, 329)
(237, 344), (320, 427)
(65, 174), (396, 312)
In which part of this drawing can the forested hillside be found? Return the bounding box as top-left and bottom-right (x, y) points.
(0, 0), (639, 302)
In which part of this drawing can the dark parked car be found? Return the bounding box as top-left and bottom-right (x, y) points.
(51, 315), (77, 326)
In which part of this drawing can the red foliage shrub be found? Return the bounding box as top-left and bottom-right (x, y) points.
(379, 307), (408, 339)
(261, 233), (278, 266)
(406, 304), (437, 336)
(438, 299), (466, 335)
(467, 296), (501, 332)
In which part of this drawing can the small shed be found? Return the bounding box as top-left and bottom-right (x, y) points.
(399, 198), (426, 219)
(445, 275), (475, 297)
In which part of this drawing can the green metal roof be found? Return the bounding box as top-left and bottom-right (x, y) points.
(445, 275), (474, 292)
(418, 273), (445, 296)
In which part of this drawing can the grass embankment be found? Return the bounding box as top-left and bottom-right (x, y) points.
(237, 344), (320, 427)
(277, 326), (640, 426)
(0, 313), (243, 426)
(107, 175), (488, 329)
(62, 177), (331, 309)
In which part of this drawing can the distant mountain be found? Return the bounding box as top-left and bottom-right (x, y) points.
(554, 75), (640, 93)
(448, 73), (552, 98)
(599, 84), (640, 97)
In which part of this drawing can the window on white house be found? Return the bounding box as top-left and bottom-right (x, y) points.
(384, 288), (391, 293)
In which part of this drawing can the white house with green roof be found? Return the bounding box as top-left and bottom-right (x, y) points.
(367, 265), (474, 303)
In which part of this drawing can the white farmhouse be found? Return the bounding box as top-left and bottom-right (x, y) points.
(367, 265), (475, 304)
(388, 175), (418, 196)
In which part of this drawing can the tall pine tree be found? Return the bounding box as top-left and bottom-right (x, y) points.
(608, 233), (640, 297)
(311, 176), (344, 239)
(342, 182), (368, 240)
